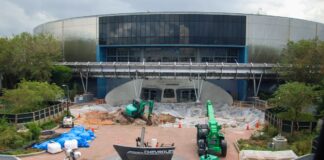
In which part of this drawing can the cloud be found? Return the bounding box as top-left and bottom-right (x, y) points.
(0, 0), (56, 36)
(0, 0), (324, 36)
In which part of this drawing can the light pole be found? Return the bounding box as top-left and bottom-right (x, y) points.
(62, 84), (70, 116)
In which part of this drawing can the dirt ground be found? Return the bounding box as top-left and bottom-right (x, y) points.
(21, 125), (253, 160)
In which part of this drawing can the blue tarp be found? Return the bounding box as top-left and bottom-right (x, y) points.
(33, 125), (96, 150)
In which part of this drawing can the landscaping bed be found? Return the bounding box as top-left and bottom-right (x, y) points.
(237, 124), (317, 156)
(0, 117), (63, 156)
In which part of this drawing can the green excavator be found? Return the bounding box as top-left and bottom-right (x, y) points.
(123, 99), (154, 125)
(196, 100), (227, 160)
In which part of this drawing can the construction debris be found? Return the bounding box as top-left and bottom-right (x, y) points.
(70, 102), (264, 129)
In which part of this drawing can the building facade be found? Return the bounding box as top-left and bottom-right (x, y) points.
(34, 12), (324, 103)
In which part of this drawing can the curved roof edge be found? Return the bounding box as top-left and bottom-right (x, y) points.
(34, 11), (324, 29)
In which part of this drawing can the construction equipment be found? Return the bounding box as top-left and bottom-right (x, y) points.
(199, 154), (219, 160)
(62, 116), (74, 128)
(124, 99), (154, 125)
(114, 127), (175, 160)
(64, 148), (81, 160)
(62, 101), (74, 128)
(196, 100), (227, 159)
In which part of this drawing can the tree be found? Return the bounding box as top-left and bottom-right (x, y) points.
(2, 81), (64, 113)
(0, 37), (18, 88)
(51, 65), (72, 86)
(279, 39), (324, 84)
(0, 32), (61, 88)
(315, 79), (324, 116)
(270, 82), (315, 121)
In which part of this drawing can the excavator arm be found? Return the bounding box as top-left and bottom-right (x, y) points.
(206, 100), (222, 154)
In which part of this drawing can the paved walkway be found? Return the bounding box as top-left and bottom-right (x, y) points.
(21, 125), (253, 160)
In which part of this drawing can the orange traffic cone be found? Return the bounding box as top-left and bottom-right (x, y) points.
(255, 120), (260, 129)
(78, 113), (81, 119)
(178, 121), (182, 128)
(246, 123), (250, 130)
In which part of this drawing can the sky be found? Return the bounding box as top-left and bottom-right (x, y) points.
(1, 0), (324, 36)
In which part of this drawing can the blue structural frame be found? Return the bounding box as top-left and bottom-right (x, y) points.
(237, 46), (248, 100)
(96, 44), (248, 100)
(96, 45), (107, 98)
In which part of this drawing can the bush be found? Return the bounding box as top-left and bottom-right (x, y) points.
(26, 123), (41, 141)
(262, 124), (279, 137)
(0, 118), (40, 152)
(40, 120), (57, 130)
(290, 139), (312, 156)
(237, 139), (268, 150)
(0, 127), (26, 149)
(0, 119), (30, 150)
(283, 131), (316, 156)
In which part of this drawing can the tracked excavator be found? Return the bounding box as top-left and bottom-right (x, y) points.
(123, 99), (154, 125)
(196, 100), (227, 160)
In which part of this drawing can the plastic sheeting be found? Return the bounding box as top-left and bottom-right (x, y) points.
(33, 125), (96, 150)
(155, 103), (264, 129)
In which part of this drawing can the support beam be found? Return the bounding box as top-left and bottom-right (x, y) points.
(57, 62), (279, 80)
(79, 70), (89, 94)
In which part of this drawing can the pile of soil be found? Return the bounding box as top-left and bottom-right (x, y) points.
(76, 109), (177, 126)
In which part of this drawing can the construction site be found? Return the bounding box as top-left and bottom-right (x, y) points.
(1, 11), (323, 160)
(19, 99), (266, 160)
(15, 61), (307, 160)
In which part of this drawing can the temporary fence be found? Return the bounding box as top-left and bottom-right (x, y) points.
(0, 103), (66, 124)
(265, 110), (317, 134)
(233, 99), (271, 111)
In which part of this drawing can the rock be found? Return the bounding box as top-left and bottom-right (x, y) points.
(133, 119), (147, 125)
(158, 114), (176, 123)
(151, 114), (160, 126)
(231, 123), (237, 128)
(113, 111), (130, 125)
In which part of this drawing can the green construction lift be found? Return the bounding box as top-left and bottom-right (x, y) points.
(196, 100), (227, 160)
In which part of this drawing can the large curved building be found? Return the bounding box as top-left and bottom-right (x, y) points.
(34, 12), (324, 104)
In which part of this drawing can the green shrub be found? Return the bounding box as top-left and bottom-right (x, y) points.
(0, 127), (26, 149)
(19, 131), (33, 141)
(26, 123), (41, 141)
(40, 120), (57, 130)
(0, 118), (37, 151)
(237, 139), (268, 150)
(285, 131), (317, 156)
(290, 139), (312, 156)
(262, 124), (279, 137)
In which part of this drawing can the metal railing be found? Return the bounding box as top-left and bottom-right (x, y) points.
(0, 103), (65, 124)
(265, 111), (317, 134)
(233, 99), (271, 111)
(57, 62), (280, 79)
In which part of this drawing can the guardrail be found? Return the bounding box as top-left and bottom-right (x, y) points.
(264, 111), (317, 134)
(0, 103), (65, 124)
(233, 99), (271, 111)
